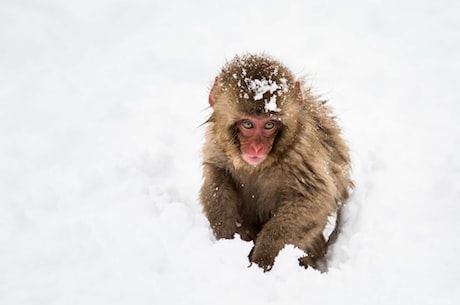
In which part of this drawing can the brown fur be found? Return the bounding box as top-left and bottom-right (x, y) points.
(200, 54), (353, 271)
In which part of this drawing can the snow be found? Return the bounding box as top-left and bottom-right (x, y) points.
(265, 95), (281, 113)
(235, 62), (288, 112)
(245, 77), (284, 112)
(247, 78), (283, 99)
(1, 0), (459, 304)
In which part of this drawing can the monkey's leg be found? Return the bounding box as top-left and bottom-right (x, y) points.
(200, 165), (240, 239)
(298, 234), (327, 271)
(236, 219), (260, 242)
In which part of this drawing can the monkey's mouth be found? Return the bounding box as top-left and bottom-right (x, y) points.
(242, 154), (266, 166)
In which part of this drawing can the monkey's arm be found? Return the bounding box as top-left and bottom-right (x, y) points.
(200, 164), (240, 239)
(249, 199), (329, 271)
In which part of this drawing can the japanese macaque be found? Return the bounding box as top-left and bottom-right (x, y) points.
(200, 54), (353, 271)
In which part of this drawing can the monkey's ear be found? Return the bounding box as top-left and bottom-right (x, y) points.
(209, 77), (219, 107)
(295, 81), (303, 105)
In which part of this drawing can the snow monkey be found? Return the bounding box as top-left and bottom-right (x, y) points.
(200, 54), (353, 271)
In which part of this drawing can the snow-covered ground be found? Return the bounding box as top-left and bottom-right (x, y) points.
(1, 0), (459, 304)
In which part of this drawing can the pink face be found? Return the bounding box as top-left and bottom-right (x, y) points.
(236, 117), (280, 165)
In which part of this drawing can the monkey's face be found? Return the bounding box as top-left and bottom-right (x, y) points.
(208, 54), (303, 169)
(236, 116), (280, 165)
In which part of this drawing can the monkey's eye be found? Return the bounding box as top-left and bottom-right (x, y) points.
(264, 121), (276, 129)
(241, 120), (254, 129)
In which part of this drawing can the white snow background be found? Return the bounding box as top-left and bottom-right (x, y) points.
(1, 0), (459, 304)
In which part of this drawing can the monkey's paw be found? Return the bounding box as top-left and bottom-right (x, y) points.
(211, 222), (238, 240)
(248, 244), (278, 272)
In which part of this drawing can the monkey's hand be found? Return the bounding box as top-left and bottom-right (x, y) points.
(210, 220), (238, 240)
(200, 165), (241, 240)
(249, 202), (327, 271)
(205, 190), (239, 239)
(249, 232), (285, 272)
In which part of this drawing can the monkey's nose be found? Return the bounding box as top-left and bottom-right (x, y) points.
(250, 143), (264, 154)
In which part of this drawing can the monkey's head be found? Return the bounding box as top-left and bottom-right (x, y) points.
(208, 54), (304, 169)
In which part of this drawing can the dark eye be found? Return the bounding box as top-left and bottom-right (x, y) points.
(264, 121), (275, 129)
(241, 120), (254, 129)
